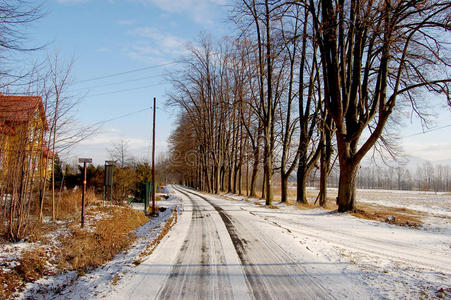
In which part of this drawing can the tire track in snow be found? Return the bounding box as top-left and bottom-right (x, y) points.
(157, 187), (235, 299)
(179, 186), (336, 300)
(243, 207), (451, 274)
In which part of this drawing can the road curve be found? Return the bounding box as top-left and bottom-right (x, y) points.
(109, 185), (368, 299)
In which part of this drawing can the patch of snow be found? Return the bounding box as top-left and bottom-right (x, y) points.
(209, 189), (451, 299)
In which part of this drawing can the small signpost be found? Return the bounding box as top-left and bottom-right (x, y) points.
(79, 158), (92, 227)
(104, 160), (115, 203)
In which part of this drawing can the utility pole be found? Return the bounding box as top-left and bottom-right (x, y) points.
(151, 97), (158, 217)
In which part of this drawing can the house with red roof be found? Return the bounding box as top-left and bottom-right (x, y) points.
(0, 93), (52, 184)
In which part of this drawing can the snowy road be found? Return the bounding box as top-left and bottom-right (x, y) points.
(109, 185), (369, 299)
(21, 185), (449, 299)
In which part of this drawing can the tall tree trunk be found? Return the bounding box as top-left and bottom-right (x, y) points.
(319, 146), (328, 207)
(296, 162), (309, 204)
(319, 116), (333, 207)
(250, 154), (259, 197)
(263, 135), (273, 205)
(281, 173), (289, 203)
(249, 129), (261, 197)
(337, 160), (359, 212)
(227, 163), (233, 193)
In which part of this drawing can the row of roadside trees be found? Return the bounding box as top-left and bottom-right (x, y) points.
(165, 0), (451, 211)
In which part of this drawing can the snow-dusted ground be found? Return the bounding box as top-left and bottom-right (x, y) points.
(19, 185), (450, 299)
(303, 187), (451, 230)
(104, 185), (449, 299)
(18, 193), (181, 300)
(221, 189), (451, 299)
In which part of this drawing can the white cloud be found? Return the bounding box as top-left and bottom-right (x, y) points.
(133, 27), (186, 50)
(125, 27), (188, 62)
(132, 0), (228, 24)
(67, 127), (169, 165)
(402, 141), (451, 162)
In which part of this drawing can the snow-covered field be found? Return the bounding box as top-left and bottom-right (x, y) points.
(303, 187), (451, 230)
(11, 186), (449, 299)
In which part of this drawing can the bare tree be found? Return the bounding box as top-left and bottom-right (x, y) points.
(107, 139), (132, 168)
(308, 0), (451, 211)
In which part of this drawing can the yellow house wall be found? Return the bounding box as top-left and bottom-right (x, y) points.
(0, 107), (49, 185)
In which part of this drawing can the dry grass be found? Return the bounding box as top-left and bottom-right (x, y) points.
(111, 274), (121, 285)
(0, 201), (149, 299)
(58, 205), (148, 271)
(0, 269), (22, 299)
(0, 190), (97, 242)
(14, 248), (49, 282)
(0, 247), (52, 298)
(238, 186), (426, 228)
(56, 190), (98, 220)
(296, 202), (317, 209)
(351, 203), (424, 227)
(267, 205), (280, 209)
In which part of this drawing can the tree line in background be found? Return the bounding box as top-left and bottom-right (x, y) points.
(299, 161), (451, 193)
(164, 0), (451, 210)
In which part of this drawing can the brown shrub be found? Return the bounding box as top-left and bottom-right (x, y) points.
(296, 202), (316, 209)
(0, 269), (23, 299)
(56, 189), (98, 220)
(351, 203), (423, 227)
(14, 248), (48, 282)
(59, 206), (148, 271)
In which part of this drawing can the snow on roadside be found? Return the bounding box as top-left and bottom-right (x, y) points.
(19, 192), (182, 300)
(309, 187), (451, 219)
(208, 190), (451, 299)
(0, 242), (31, 272)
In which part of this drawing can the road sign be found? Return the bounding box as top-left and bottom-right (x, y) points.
(79, 158), (92, 164)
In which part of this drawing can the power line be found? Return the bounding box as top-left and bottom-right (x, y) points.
(73, 61), (177, 85)
(69, 73), (164, 93)
(91, 106), (153, 127)
(403, 124), (451, 137)
(89, 105), (165, 127)
(87, 83), (168, 97)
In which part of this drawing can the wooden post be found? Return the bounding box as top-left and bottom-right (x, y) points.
(78, 158), (91, 227)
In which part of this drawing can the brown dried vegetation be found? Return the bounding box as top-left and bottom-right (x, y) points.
(0, 192), (149, 299)
(351, 203), (423, 228)
(57, 205), (148, 271)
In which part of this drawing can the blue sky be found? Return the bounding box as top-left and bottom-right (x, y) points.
(22, 0), (451, 165)
(29, 0), (232, 165)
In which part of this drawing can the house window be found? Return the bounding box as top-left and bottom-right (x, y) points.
(29, 127), (35, 142)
